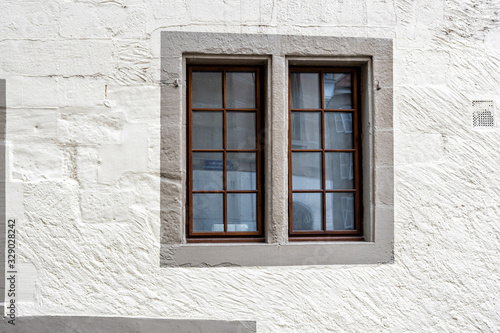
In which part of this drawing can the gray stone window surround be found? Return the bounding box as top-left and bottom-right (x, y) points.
(160, 31), (393, 266)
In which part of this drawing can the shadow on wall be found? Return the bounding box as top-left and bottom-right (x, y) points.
(2, 316), (256, 333)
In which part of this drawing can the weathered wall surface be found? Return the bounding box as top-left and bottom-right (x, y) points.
(1, 0), (499, 332)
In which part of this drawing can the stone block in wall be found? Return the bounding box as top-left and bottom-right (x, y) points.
(394, 0), (444, 50)
(374, 130), (394, 167)
(397, 132), (445, 166)
(320, 0), (368, 26)
(1, 77), (60, 109)
(113, 40), (155, 85)
(4, 77), (22, 108)
(58, 113), (124, 145)
(147, 123), (160, 173)
(485, 28), (500, 50)
(8, 108), (58, 143)
(148, 0), (189, 22)
(159, 124), (183, 182)
(367, 0), (396, 26)
(60, 2), (146, 39)
(398, 50), (450, 86)
(118, 173), (161, 210)
(80, 187), (135, 223)
(278, 0), (324, 25)
(159, 180), (182, 244)
(375, 166), (393, 206)
(76, 147), (99, 185)
(108, 85), (160, 123)
(397, 86), (467, 135)
(373, 87), (393, 130)
(237, 0), (272, 24)
(0, 40), (114, 76)
(12, 143), (63, 181)
(187, 0), (227, 23)
(19, 77), (59, 108)
(23, 181), (80, 226)
(57, 77), (106, 109)
(1, 1), (59, 39)
(97, 123), (149, 184)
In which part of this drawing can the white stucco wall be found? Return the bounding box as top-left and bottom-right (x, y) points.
(2, 0), (500, 331)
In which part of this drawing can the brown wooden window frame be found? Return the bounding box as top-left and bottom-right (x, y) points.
(187, 65), (265, 243)
(288, 67), (363, 241)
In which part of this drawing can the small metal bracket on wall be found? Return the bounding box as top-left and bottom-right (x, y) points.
(161, 79), (181, 88)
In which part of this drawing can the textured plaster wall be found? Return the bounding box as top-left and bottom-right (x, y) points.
(1, 0), (500, 332)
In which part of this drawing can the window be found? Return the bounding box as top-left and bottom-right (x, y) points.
(161, 31), (393, 266)
(289, 68), (363, 240)
(187, 66), (264, 242)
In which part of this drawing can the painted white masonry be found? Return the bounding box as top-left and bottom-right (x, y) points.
(1, 0), (500, 332)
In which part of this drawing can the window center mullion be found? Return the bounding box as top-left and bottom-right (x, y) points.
(223, 70), (227, 233)
(321, 71), (327, 232)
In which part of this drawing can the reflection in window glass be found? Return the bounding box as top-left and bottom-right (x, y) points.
(292, 152), (322, 190)
(325, 112), (353, 149)
(192, 112), (223, 149)
(227, 193), (257, 232)
(291, 112), (321, 149)
(324, 73), (352, 109)
(292, 193), (323, 231)
(326, 193), (355, 230)
(193, 193), (223, 232)
(192, 152), (223, 191)
(291, 73), (321, 109)
(226, 72), (256, 108)
(227, 112), (256, 149)
(227, 153), (256, 191)
(325, 153), (354, 190)
(192, 72), (223, 108)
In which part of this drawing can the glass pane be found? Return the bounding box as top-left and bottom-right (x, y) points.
(227, 193), (257, 232)
(192, 193), (223, 232)
(192, 72), (222, 108)
(326, 193), (355, 230)
(325, 153), (354, 189)
(292, 193), (323, 231)
(325, 112), (353, 149)
(226, 72), (256, 108)
(292, 152), (322, 190)
(227, 112), (256, 149)
(192, 112), (222, 149)
(192, 152), (223, 191)
(291, 112), (321, 149)
(324, 73), (352, 109)
(291, 73), (320, 109)
(227, 153), (256, 190)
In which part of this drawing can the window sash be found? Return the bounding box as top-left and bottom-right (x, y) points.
(187, 66), (264, 241)
(288, 67), (363, 239)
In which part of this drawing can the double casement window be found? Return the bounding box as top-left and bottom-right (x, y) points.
(187, 65), (362, 242)
(162, 31), (394, 266)
(187, 66), (264, 241)
(289, 68), (362, 240)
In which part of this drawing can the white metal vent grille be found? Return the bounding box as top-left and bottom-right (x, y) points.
(472, 100), (494, 127)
